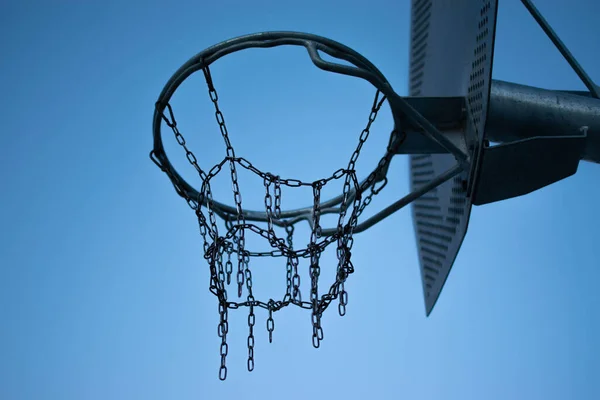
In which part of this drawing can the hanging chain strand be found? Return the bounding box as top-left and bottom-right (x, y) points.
(310, 182), (323, 348)
(157, 64), (395, 380)
(285, 224), (295, 303)
(247, 304), (255, 371)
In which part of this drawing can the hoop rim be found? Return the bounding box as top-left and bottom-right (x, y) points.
(151, 31), (402, 225)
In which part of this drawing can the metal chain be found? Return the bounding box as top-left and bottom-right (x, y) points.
(225, 245), (233, 285)
(158, 65), (393, 379)
(247, 304), (255, 371)
(274, 176), (282, 218)
(267, 299), (275, 343)
(204, 68), (248, 303)
(310, 182), (323, 348)
(218, 299), (228, 380)
(285, 224), (295, 302)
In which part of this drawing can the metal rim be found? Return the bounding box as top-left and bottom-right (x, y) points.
(151, 31), (403, 225)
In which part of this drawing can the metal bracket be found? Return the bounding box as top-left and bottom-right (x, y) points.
(394, 96), (467, 155)
(472, 132), (587, 205)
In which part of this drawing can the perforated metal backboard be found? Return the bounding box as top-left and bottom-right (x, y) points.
(409, 0), (498, 315)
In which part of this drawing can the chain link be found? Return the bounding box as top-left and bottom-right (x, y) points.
(266, 299), (275, 343)
(157, 65), (394, 379)
(225, 245), (233, 285)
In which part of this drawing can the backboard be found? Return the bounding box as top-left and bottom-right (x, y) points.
(409, 0), (499, 315)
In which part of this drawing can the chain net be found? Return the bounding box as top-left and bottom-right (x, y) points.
(155, 66), (401, 380)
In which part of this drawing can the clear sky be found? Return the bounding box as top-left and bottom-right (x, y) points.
(1, 0), (599, 399)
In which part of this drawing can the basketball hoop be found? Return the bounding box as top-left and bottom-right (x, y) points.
(150, 32), (467, 380)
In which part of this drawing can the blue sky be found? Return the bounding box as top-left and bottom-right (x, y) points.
(1, 0), (599, 399)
